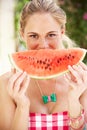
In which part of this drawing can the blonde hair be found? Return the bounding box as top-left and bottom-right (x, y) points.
(20, 0), (76, 48)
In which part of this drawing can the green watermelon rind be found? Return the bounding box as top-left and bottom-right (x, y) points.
(8, 48), (87, 79)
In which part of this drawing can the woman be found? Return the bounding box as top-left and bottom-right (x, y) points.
(0, 0), (87, 130)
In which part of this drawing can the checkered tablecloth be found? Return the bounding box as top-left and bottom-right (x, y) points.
(28, 111), (70, 130)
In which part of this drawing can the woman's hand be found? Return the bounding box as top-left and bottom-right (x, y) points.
(7, 69), (30, 107)
(65, 62), (87, 99)
(65, 62), (87, 129)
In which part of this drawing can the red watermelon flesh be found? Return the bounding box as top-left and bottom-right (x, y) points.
(9, 48), (86, 79)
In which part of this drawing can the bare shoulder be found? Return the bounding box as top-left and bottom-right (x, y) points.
(0, 72), (15, 130)
(0, 72), (11, 97)
(80, 90), (87, 106)
(80, 90), (87, 123)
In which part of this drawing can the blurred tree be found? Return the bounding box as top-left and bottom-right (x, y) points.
(58, 0), (87, 49)
(14, 0), (30, 50)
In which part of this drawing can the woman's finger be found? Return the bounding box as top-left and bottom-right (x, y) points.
(68, 65), (82, 83)
(73, 63), (87, 82)
(64, 73), (76, 89)
(11, 68), (16, 73)
(7, 71), (23, 93)
(72, 65), (84, 77)
(14, 72), (27, 93)
(79, 62), (87, 70)
(20, 75), (30, 94)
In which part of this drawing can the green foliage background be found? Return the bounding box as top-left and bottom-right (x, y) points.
(14, 0), (87, 63)
(15, 0), (30, 48)
(59, 0), (87, 49)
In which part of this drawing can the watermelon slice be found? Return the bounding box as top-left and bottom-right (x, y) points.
(9, 48), (86, 79)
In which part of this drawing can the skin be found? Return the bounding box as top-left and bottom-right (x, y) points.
(0, 13), (87, 130)
(22, 13), (64, 50)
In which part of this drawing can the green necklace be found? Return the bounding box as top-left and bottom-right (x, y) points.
(35, 80), (57, 104)
(42, 93), (57, 104)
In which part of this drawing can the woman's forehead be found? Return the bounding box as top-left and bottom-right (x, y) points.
(24, 13), (61, 33)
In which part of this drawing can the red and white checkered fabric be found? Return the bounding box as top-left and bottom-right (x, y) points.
(28, 111), (70, 130)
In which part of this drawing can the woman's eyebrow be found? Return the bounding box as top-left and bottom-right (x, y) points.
(27, 32), (38, 35)
(27, 31), (59, 35)
(46, 31), (59, 34)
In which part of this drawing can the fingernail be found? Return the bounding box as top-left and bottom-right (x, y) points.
(73, 65), (75, 67)
(11, 68), (16, 73)
(20, 70), (23, 73)
(24, 71), (27, 74)
(27, 75), (30, 80)
(68, 65), (71, 68)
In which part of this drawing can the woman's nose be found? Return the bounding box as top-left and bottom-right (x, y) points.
(39, 38), (49, 48)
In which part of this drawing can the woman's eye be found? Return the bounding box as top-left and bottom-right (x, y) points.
(29, 35), (38, 39)
(48, 34), (57, 38)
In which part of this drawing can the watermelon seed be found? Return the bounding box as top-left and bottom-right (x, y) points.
(43, 61), (46, 64)
(37, 66), (40, 69)
(69, 54), (71, 56)
(41, 66), (43, 69)
(40, 60), (42, 64)
(37, 60), (39, 63)
(48, 59), (50, 62)
(45, 58), (47, 61)
(67, 56), (70, 59)
(44, 64), (50, 69)
(45, 66), (47, 69)
(63, 58), (65, 60)
(72, 55), (75, 59)
(59, 58), (62, 61)
(31, 57), (34, 60)
(57, 60), (60, 63)
(49, 68), (52, 71)
(24, 56), (27, 59)
(47, 64), (50, 66)
(32, 57), (34, 61)
(56, 58), (62, 64)
(18, 56), (27, 59)
(64, 55), (68, 58)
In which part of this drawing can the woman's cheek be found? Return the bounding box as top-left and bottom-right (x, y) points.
(26, 41), (39, 50)
(49, 40), (60, 49)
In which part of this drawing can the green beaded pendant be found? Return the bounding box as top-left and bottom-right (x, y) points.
(42, 93), (57, 104)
